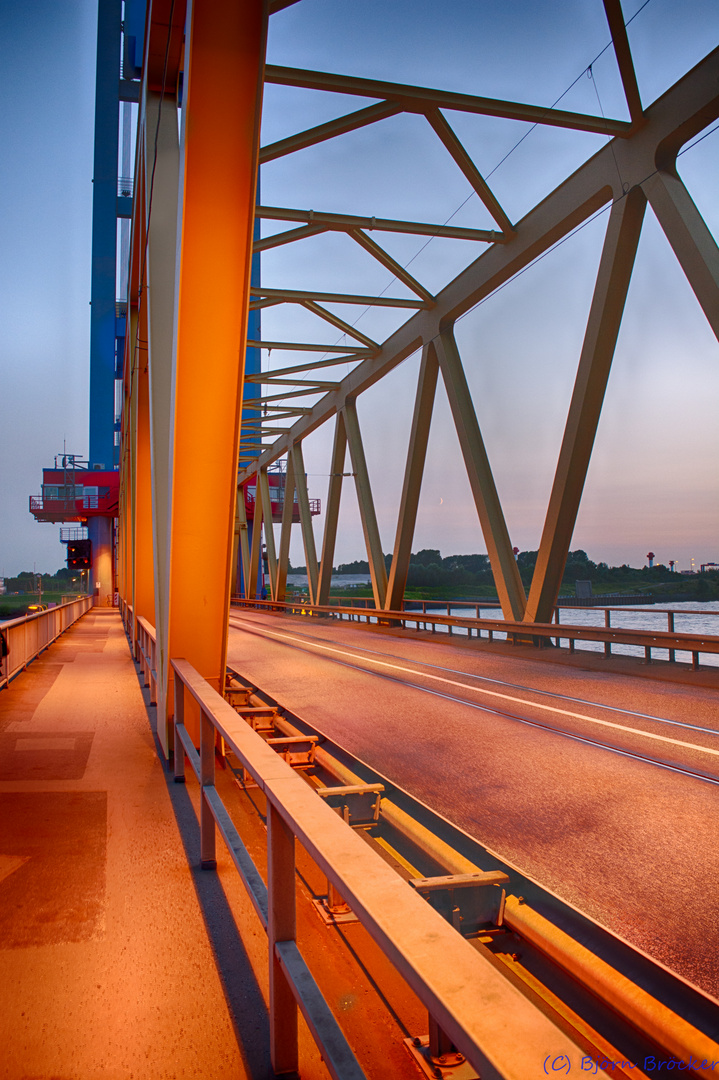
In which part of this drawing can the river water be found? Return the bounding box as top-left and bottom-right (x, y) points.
(447, 599), (719, 668)
(284, 577), (719, 666)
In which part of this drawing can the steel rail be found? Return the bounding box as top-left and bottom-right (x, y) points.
(170, 655), (586, 1079)
(229, 598), (719, 668)
(0, 597), (94, 690)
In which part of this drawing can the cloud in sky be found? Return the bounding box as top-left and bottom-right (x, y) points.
(0, 0), (717, 577)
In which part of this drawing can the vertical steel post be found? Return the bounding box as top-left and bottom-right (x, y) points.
(267, 802), (298, 1076)
(237, 485), (251, 598)
(143, 87), (181, 753)
(435, 327), (526, 621)
(248, 480), (264, 600)
(317, 412), (347, 606)
(386, 341), (439, 611)
(524, 188), (646, 624)
(200, 708), (217, 869)
(173, 674), (186, 783)
(292, 442), (319, 604)
(162, 0), (267, 740)
(276, 453), (295, 603)
(231, 488), (241, 597)
(134, 307), (156, 635)
(258, 468), (278, 598)
(343, 400), (388, 609)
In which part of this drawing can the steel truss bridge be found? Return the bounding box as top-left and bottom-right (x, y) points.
(109, 2), (719, 1075)
(120, 0), (719, 745)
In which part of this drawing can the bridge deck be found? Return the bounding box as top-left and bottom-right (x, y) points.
(3, 607), (718, 1075)
(228, 608), (719, 1002)
(0, 610), (261, 1080)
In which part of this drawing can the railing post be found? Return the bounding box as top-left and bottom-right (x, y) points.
(200, 708), (217, 870)
(173, 674), (186, 783)
(142, 629), (150, 687)
(668, 611), (675, 663)
(604, 609), (612, 656)
(150, 638), (157, 705)
(267, 801), (299, 1076)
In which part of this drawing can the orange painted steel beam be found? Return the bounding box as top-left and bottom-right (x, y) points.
(144, 0), (186, 95)
(165, 0), (266, 712)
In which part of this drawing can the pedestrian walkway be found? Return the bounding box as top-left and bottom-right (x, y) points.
(0, 609), (264, 1080)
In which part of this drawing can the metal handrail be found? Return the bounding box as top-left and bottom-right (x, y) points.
(322, 594), (719, 622)
(135, 616), (158, 705)
(230, 597), (719, 669)
(171, 656), (583, 1078)
(0, 597), (94, 689)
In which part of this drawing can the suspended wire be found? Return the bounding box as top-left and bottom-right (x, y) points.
(588, 64), (626, 193)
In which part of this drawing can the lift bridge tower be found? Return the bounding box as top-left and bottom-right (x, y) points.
(29, 0), (144, 602)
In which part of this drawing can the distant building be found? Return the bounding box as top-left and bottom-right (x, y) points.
(0, 578), (5, 594)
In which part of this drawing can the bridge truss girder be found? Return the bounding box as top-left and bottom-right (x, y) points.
(119, 0), (719, 753)
(238, 35), (719, 624)
(119, 0), (265, 752)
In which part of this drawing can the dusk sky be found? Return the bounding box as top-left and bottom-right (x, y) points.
(1, 0), (717, 579)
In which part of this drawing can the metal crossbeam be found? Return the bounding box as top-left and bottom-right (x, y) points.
(250, 286), (428, 308)
(244, 358), (351, 380)
(247, 339), (374, 355)
(256, 205), (503, 242)
(265, 65), (632, 136)
(259, 101), (401, 163)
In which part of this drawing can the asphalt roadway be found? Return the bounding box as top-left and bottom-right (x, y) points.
(227, 609), (719, 1002)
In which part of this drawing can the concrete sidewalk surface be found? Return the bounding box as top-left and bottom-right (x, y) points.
(0, 610), (265, 1080)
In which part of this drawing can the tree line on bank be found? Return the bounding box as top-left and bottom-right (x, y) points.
(287, 549), (719, 597)
(2, 568), (78, 594)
